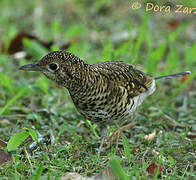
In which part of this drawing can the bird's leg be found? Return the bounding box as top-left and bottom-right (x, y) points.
(98, 123), (135, 155)
(98, 128), (107, 157)
(106, 123), (135, 149)
(98, 137), (105, 157)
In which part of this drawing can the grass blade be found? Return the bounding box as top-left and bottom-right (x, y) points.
(24, 128), (38, 143)
(0, 87), (27, 115)
(122, 133), (131, 164)
(109, 158), (129, 180)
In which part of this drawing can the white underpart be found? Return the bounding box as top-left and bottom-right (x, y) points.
(98, 110), (109, 116)
(88, 109), (110, 119)
(90, 80), (156, 119)
(127, 80), (156, 113)
(78, 80), (156, 121)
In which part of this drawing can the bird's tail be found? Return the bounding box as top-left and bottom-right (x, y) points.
(154, 71), (191, 80)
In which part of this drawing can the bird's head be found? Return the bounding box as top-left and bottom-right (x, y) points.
(19, 51), (87, 88)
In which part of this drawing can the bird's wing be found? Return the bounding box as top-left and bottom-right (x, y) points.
(92, 61), (154, 97)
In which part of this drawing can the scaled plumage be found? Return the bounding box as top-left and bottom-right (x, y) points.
(19, 51), (190, 128)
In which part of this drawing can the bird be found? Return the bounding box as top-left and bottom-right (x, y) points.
(19, 51), (190, 150)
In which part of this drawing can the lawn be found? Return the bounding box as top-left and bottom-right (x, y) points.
(0, 0), (196, 179)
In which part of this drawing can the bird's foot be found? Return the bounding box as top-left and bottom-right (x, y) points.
(106, 123), (135, 149)
(98, 123), (135, 157)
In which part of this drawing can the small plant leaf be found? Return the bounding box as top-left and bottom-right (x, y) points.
(147, 162), (164, 178)
(0, 150), (12, 164)
(121, 133), (131, 163)
(24, 128), (38, 143)
(7, 131), (29, 152)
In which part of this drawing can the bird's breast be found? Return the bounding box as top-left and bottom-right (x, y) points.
(70, 79), (156, 126)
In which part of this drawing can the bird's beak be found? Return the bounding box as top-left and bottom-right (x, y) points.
(19, 62), (40, 71)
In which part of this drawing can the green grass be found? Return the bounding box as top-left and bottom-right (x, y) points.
(0, 0), (196, 179)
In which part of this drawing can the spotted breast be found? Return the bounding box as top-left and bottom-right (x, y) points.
(19, 51), (190, 128)
(69, 61), (155, 127)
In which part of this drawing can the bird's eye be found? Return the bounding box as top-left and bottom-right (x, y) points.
(49, 63), (59, 71)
